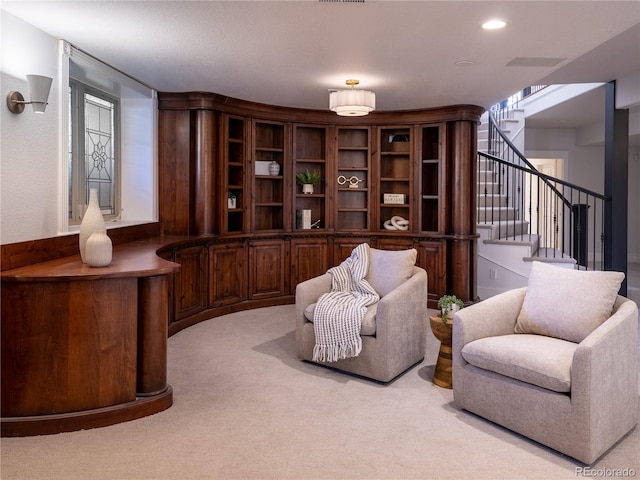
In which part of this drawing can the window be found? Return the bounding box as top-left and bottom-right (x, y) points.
(60, 40), (157, 234)
(68, 81), (120, 223)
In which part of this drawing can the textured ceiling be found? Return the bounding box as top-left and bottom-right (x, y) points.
(3, 0), (640, 114)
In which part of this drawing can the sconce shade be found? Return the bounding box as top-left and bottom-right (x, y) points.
(6, 74), (53, 114)
(27, 75), (53, 113)
(329, 80), (375, 116)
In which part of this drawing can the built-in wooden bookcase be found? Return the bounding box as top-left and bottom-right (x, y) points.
(253, 120), (286, 231)
(158, 92), (483, 310)
(378, 127), (412, 232)
(224, 115), (247, 234)
(293, 124), (327, 231)
(420, 124), (442, 232)
(336, 127), (370, 231)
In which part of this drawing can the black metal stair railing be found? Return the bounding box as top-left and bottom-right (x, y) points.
(479, 110), (608, 270)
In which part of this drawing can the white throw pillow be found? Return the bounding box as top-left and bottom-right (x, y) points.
(514, 261), (624, 343)
(366, 247), (417, 297)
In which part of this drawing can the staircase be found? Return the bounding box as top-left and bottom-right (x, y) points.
(475, 106), (593, 300)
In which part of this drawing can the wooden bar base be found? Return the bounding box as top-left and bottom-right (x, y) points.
(1, 387), (173, 437)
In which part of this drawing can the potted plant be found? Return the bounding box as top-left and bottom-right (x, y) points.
(227, 191), (237, 209)
(429, 294), (464, 389)
(437, 294), (464, 325)
(296, 169), (322, 194)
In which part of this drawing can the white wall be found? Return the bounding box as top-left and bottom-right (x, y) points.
(1, 11), (60, 244)
(1, 12), (157, 245)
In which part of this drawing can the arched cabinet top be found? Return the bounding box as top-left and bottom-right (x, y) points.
(157, 91), (485, 125)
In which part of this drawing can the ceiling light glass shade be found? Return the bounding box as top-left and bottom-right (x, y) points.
(329, 88), (375, 116)
(27, 75), (53, 113)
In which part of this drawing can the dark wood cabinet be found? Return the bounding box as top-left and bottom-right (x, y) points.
(252, 120), (288, 232)
(158, 92), (483, 308)
(209, 242), (246, 307)
(222, 115), (249, 235)
(293, 124), (328, 231)
(419, 124), (444, 233)
(290, 237), (328, 294)
(173, 245), (208, 320)
(416, 240), (447, 304)
(336, 126), (371, 231)
(377, 126), (413, 232)
(248, 240), (287, 299)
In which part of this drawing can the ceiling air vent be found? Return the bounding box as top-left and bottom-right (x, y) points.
(506, 57), (566, 67)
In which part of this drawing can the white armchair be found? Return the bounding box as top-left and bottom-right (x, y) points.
(295, 247), (428, 383)
(453, 262), (638, 464)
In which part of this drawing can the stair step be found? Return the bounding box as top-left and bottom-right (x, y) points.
(478, 221), (529, 240)
(477, 170), (497, 182)
(484, 234), (540, 254)
(478, 207), (518, 222)
(478, 182), (503, 194)
(525, 248), (576, 265)
(477, 194), (509, 207)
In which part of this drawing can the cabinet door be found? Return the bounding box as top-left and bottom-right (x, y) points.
(378, 127), (412, 232)
(332, 237), (371, 266)
(293, 124), (328, 231)
(290, 238), (328, 294)
(248, 240), (287, 299)
(336, 127), (370, 231)
(209, 243), (246, 307)
(416, 240), (446, 307)
(174, 246), (208, 320)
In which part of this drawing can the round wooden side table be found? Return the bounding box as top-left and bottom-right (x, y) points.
(429, 314), (453, 389)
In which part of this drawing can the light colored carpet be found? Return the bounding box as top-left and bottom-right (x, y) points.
(1, 304), (638, 480)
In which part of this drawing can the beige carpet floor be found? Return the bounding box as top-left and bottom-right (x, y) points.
(1, 304), (638, 480)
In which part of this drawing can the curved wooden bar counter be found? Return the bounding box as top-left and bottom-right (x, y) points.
(1, 236), (181, 437)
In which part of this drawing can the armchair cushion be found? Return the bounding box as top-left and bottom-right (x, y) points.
(304, 302), (378, 336)
(461, 334), (577, 393)
(366, 247), (417, 297)
(514, 261), (624, 343)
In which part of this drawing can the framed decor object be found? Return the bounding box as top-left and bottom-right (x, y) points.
(383, 193), (405, 204)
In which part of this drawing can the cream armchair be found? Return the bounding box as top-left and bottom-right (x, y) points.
(295, 247), (428, 383)
(453, 262), (638, 464)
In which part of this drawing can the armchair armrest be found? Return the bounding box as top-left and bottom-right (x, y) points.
(572, 297), (638, 431)
(453, 288), (526, 392)
(454, 287), (526, 347)
(375, 266), (428, 343)
(295, 273), (332, 329)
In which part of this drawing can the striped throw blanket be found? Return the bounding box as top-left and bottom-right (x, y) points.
(312, 243), (380, 363)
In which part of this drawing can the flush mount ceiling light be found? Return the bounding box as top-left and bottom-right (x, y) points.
(329, 79), (375, 117)
(6, 75), (53, 114)
(482, 19), (507, 30)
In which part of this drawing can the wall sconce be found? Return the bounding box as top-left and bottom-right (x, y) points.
(6, 75), (53, 114)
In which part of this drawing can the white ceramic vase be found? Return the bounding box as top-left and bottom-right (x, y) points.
(268, 160), (281, 176)
(79, 188), (106, 263)
(302, 184), (314, 194)
(85, 230), (113, 267)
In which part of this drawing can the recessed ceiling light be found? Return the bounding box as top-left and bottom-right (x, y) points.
(482, 19), (507, 30)
(455, 60), (474, 66)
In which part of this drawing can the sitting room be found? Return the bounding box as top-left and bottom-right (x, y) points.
(2, 2), (639, 479)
